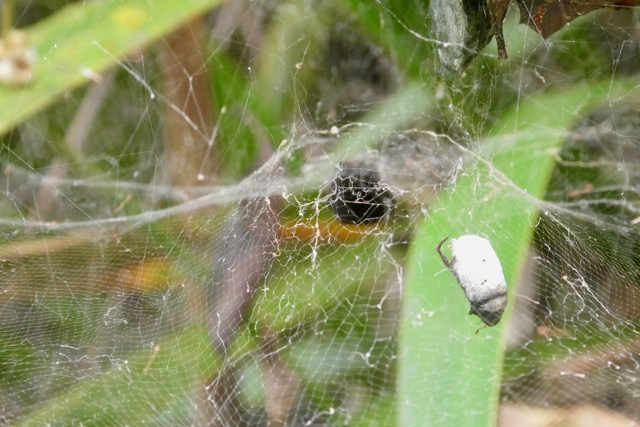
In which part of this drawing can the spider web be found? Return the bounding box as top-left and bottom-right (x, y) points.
(1, 1), (640, 426)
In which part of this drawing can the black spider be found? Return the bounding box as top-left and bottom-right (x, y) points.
(328, 166), (392, 225)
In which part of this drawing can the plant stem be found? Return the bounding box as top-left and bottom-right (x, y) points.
(2, 0), (13, 38)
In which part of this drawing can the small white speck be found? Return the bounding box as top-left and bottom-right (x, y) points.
(559, 371), (586, 379)
(80, 67), (103, 83)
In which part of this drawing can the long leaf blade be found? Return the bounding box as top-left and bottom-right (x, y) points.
(399, 80), (640, 426)
(0, 0), (224, 135)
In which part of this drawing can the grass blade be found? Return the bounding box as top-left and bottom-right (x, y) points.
(399, 80), (640, 426)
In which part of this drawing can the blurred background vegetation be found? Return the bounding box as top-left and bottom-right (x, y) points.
(0, 0), (639, 426)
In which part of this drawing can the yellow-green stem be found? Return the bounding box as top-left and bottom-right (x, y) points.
(2, 0), (13, 38)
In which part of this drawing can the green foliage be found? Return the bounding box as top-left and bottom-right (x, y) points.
(1, 0), (639, 425)
(0, 0), (223, 136)
(399, 79), (640, 426)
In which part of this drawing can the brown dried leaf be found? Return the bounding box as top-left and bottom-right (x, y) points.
(518, 0), (639, 38)
(487, 0), (639, 59)
(488, 0), (512, 59)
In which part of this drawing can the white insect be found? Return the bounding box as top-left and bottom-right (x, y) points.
(436, 235), (507, 327)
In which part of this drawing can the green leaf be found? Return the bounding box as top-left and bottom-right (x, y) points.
(13, 324), (218, 426)
(0, 0), (224, 136)
(254, 238), (388, 331)
(398, 80), (640, 426)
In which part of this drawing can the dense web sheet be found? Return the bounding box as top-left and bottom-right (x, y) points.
(1, 1), (640, 426)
